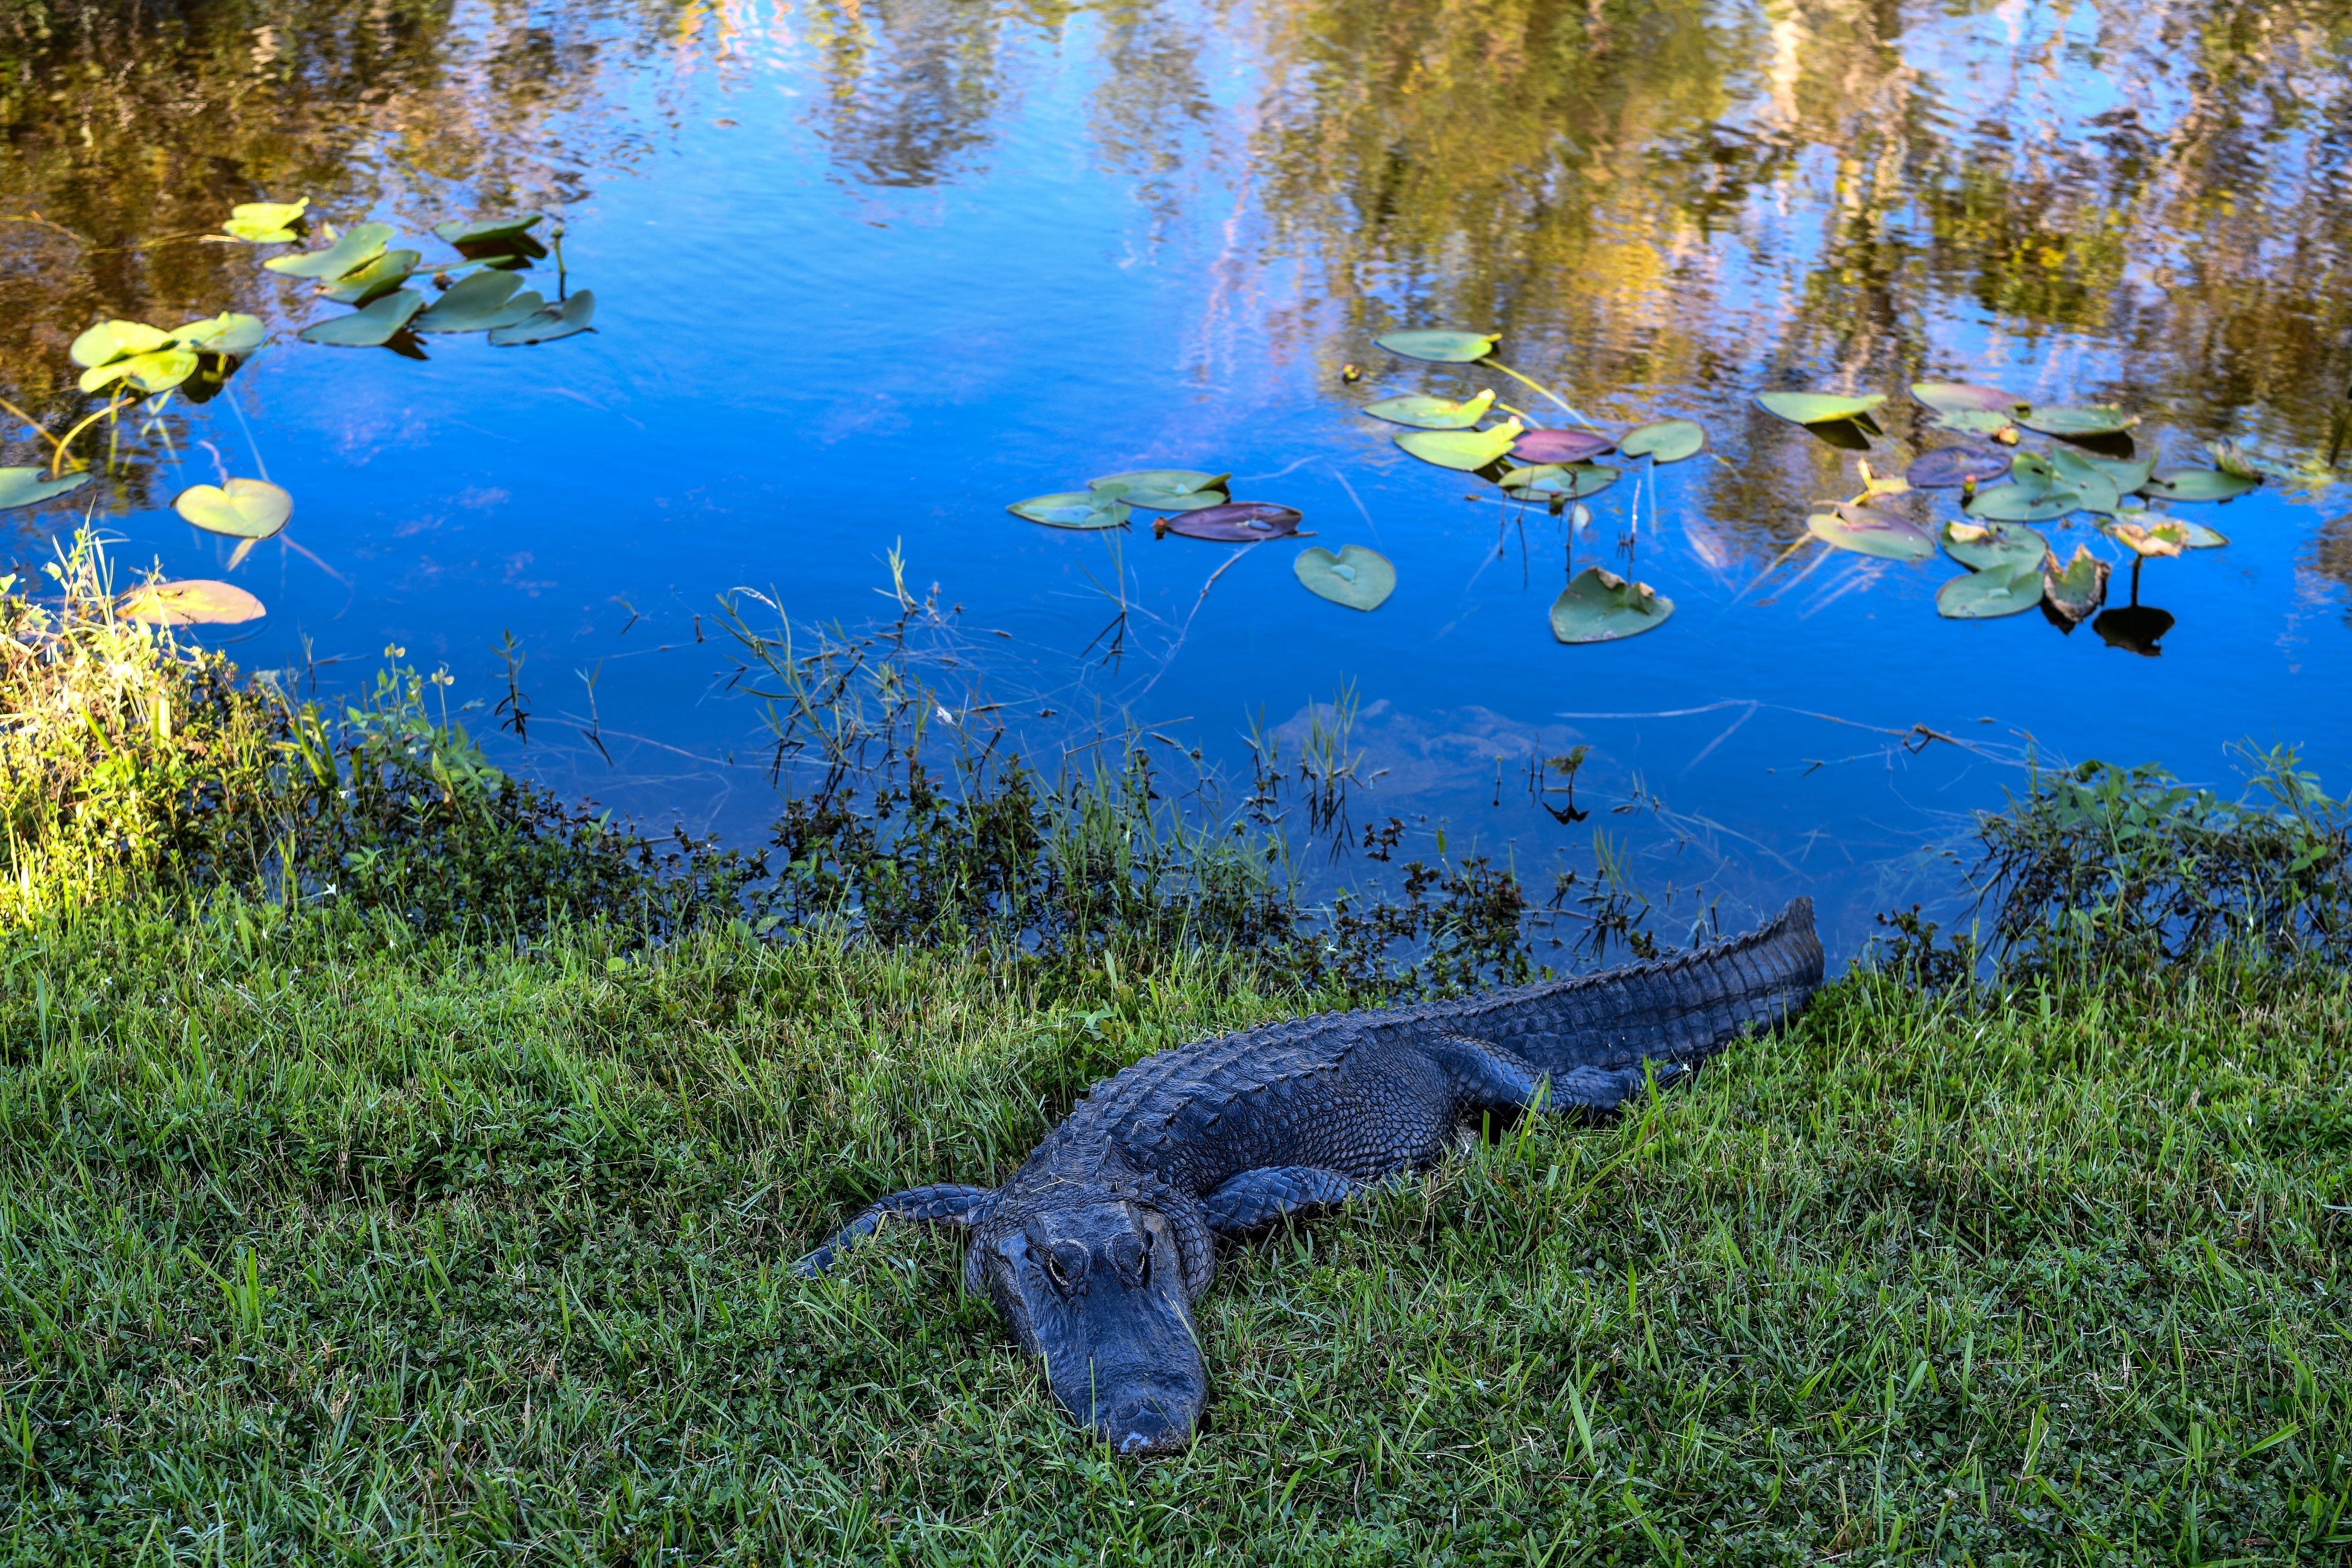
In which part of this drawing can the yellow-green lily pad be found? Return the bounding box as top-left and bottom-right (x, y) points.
(1396, 419), (1523, 470)
(265, 222), (394, 279)
(174, 478), (292, 540)
(1362, 390), (1495, 429)
(1374, 330), (1499, 363)
(1757, 391), (1886, 426)
(117, 579), (267, 625)
(298, 289), (425, 347)
(221, 198), (309, 243)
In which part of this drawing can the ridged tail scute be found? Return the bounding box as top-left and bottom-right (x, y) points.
(1429, 895), (1824, 1076)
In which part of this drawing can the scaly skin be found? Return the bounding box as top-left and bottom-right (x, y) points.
(798, 896), (1826, 1455)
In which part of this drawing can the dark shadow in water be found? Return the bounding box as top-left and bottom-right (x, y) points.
(2096, 604), (2176, 657)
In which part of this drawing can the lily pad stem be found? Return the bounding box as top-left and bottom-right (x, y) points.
(49, 395), (127, 477)
(1480, 358), (1604, 434)
(0, 395), (66, 469)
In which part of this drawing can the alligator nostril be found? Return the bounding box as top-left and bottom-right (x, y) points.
(1119, 1429), (1154, 1455)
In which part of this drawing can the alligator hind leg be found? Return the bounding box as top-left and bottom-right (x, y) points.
(1202, 1167), (1364, 1234)
(1550, 1059), (1696, 1117)
(795, 1183), (994, 1276)
(1427, 1034), (1694, 1121)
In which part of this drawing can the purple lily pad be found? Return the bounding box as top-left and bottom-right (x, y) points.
(1510, 428), (1614, 464)
(1157, 502), (1304, 543)
(1906, 447), (2013, 489)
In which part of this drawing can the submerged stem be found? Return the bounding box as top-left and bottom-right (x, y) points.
(51, 396), (126, 477)
(1481, 358), (1604, 434)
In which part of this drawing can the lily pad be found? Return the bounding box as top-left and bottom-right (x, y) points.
(1941, 520), (2047, 573)
(320, 248), (420, 305)
(1159, 502), (1303, 542)
(1092, 470), (1230, 511)
(265, 222), (394, 279)
(2142, 467), (2259, 503)
(1756, 391), (1886, 427)
(2017, 405), (2139, 439)
(2041, 545), (2110, 627)
(1396, 420), (1523, 471)
(1617, 419), (1705, 464)
(1008, 491), (1130, 530)
(78, 347), (198, 395)
(1928, 409), (2021, 440)
(173, 312), (267, 358)
(1362, 390), (1494, 429)
(1911, 382), (2023, 415)
(1806, 504), (1935, 561)
(1936, 560), (2045, 619)
(173, 478), (292, 540)
(414, 272), (541, 333)
(1500, 463), (1619, 501)
(1549, 566), (1674, 643)
(222, 198), (309, 244)
(2059, 451), (2155, 494)
(1374, 330), (1498, 364)
(298, 289), (425, 347)
(1294, 544), (1395, 611)
(1510, 428), (1614, 464)
(70, 320), (173, 368)
(2102, 520), (2190, 558)
(0, 467), (90, 512)
(116, 580), (266, 625)
(1906, 447), (2011, 488)
(2180, 522), (2228, 549)
(1963, 467), (2110, 523)
(433, 216), (543, 247)
(488, 289), (596, 347)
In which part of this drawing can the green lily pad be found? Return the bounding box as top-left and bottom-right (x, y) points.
(1963, 470), (2104, 523)
(2041, 450), (2125, 515)
(173, 312), (267, 358)
(173, 478), (292, 539)
(1936, 559), (2044, 619)
(2016, 405), (2139, 439)
(2102, 520), (2190, 558)
(1941, 520), (2047, 573)
(70, 320), (173, 367)
(1756, 391), (1886, 427)
(487, 289), (595, 346)
(1806, 504), (1935, 561)
(0, 467), (90, 512)
(265, 221), (394, 279)
(1617, 418), (1706, 463)
(1090, 469), (1229, 511)
(116, 579), (266, 625)
(1294, 545), (1396, 611)
(78, 347), (198, 395)
(221, 197), (309, 243)
(1374, 330), (1499, 364)
(433, 215), (543, 247)
(414, 273), (542, 333)
(1010, 491), (1130, 530)
(2142, 467), (2259, 502)
(1911, 382), (2022, 415)
(1395, 419), (1523, 471)
(1499, 462), (1619, 501)
(320, 248), (420, 305)
(299, 289), (425, 347)
(2041, 545), (2110, 627)
(2059, 451), (2154, 494)
(1550, 566), (1674, 643)
(1928, 409), (2020, 440)
(1362, 390), (1495, 429)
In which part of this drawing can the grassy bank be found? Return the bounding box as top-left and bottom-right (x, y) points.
(1, 903), (2346, 1563)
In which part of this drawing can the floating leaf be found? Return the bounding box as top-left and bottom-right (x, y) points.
(1618, 419), (1705, 464)
(488, 289), (595, 347)
(1362, 390), (1494, 429)
(78, 347), (198, 394)
(173, 312), (267, 358)
(221, 197), (309, 243)
(2102, 520), (2190, 558)
(2044, 449), (2125, 515)
(2180, 522), (2228, 549)
(70, 320), (173, 368)
(414, 272), (541, 333)
(2041, 545), (2110, 627)
(173, 478), (292, 540)
(1395, 419), (1522, 472)
(1941, 520), (2047, 573)
(1500, 462), (1619, 501)
(1008, 491), (1130, 530)
(116, 579), (266, 625)
(2057, 451), (2155, 494)
(1962, 469), (2107, 523)
(2016, 405), (2139, 439)
(1294, 544), (1395, 611)
(1373, 330), (1498, 364)
(1806, 504), (1935, 561)
(1928, 409), (2020, 441)
(2143, 467), (2259, 503)
(298, 289), (425, 347)
(1756, 391), (1886, 427)
(1936, 560), (2045, 619)
(1091, 469), (1230, 511)
(1511, 428), (1614, 464)
(1550, 566), (1674, 643)
(1158, 502), (1303, 542)
(265, 221), (394, 279)
(2205, 438), (2266, 481)
(320, 248), (420, 305)
(1906, 447), (2011, 489)
(0, 467), (89, 512)
(433, 215), (543, 247)
(1911, 382), (2022, 415)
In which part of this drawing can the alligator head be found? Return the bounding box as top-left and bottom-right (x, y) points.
(969, 1198), (1205, 1456)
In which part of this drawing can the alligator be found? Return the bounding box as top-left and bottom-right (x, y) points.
(796, 896), (1825, 1456)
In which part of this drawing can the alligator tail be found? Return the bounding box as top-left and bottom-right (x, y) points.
(794, 1183), (994, 1276)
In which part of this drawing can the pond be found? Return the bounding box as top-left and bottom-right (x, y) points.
(5, 0), (2351, 959)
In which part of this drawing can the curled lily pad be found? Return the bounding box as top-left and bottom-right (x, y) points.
(1806, 504), (1934, 561)
(2017, 405), (2139, 439)
(1009, 491), (1130, 530)
(1936, 560), (2045, 619)
(1906, 447), (2011, 488)
(1500, 463), (1619, 501)
(1396, 420), (1522, 471)
(2042, 545), (2110, 628)
(1510, 428), (1614, 464)
(1374, 330), (1498, 364)
(1158, 502), (1302, 542)
(174, 478), (292, 540)
(1929, 409), (2021, 441)
(1911, 382), (2023, 415)
(2143, 467), (2259, 502)
(299, 289), (425, 347)
(78, 346), (198, 395)
(413, 272), (542, 333)
(173, 313), (267, 358)
(1756, 391), (1886, 427)
(320, 248), (420, 305)
(1618, 419), (1705, 464)
(221, 198), (309, 243)
(1092, 469), (1229, 511)
(1294, 544), (1395, 611)
(1362, 390), (1494, 429)
(1941, 520), (2047, 573)
(488, 289), (595, 346)
(116, 580), (265, 625)
(2102, 520), (2190, 558)
(434, 215), (543, 247)
(0, 467), (89, 512)
(71, 320), (172, 367)
(1550, 566), (1674, 643)
(265, 221), (394, 279)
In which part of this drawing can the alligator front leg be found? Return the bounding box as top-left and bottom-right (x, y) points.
(1201, 1166), (1364, 1234)
(795, 1183), (994, 1275)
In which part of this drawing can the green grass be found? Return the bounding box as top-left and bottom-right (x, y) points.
(1, 902), (2347, 1563)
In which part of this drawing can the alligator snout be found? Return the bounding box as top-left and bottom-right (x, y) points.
(1101, 1386), (1197, 1456)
